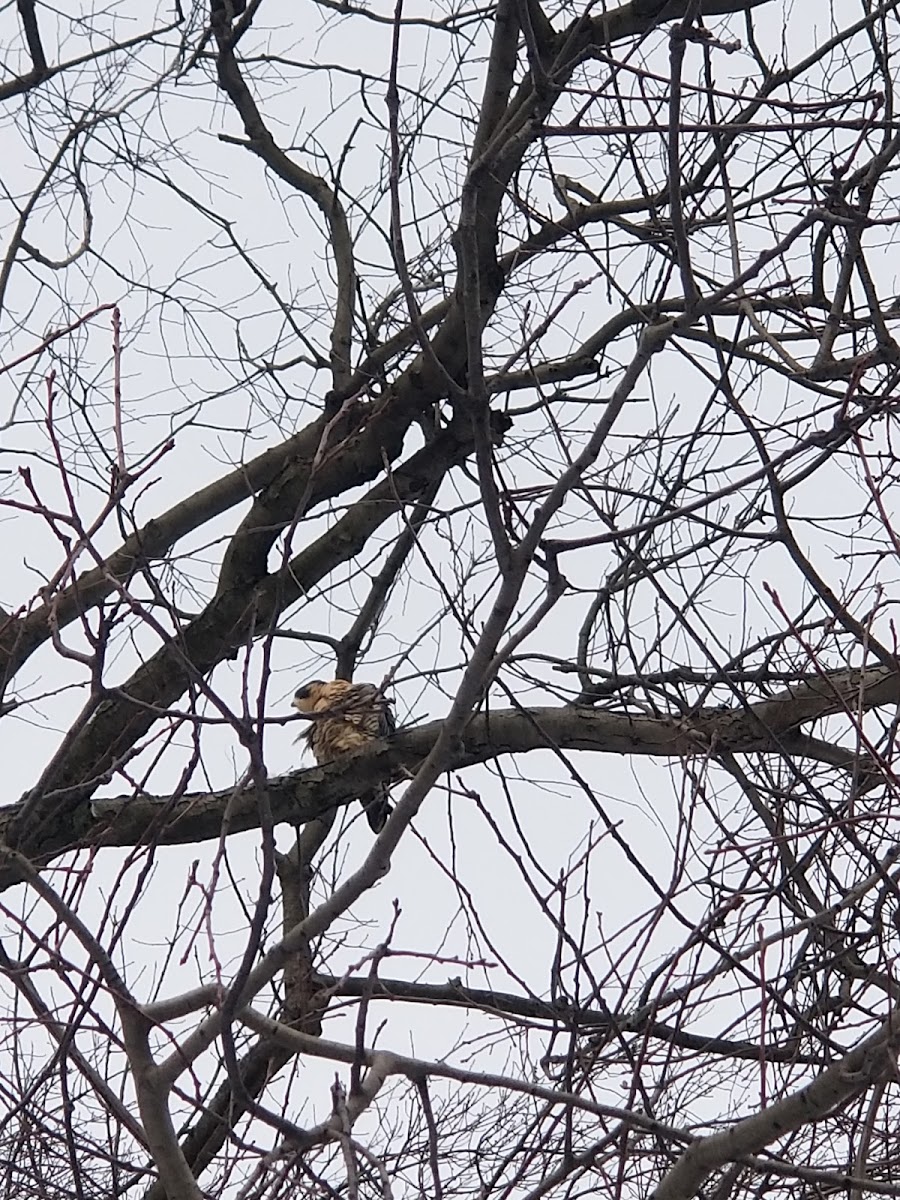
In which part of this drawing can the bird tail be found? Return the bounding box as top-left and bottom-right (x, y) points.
(361, 786), (391, 832)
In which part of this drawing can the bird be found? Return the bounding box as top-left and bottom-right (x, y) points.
(291, 679), (395, 831)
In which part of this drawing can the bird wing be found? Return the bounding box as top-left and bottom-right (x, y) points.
(334, 683), (393, 738)
(299, 680), (394, 759)
(354, 683), (395, 739)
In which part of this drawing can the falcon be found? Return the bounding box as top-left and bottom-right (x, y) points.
(291, 679), (396, 831)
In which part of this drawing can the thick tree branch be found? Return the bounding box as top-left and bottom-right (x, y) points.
(46, 663), (896, 856)
(7, 412), (508, 867)
(0, 414), (331, 686)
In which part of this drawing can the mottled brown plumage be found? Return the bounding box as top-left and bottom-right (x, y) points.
(292, 679), (395, 831)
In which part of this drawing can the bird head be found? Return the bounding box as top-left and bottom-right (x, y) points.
(292, 681), (328, 713)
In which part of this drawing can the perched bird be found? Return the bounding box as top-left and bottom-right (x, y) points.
(291, 679), (395, 831)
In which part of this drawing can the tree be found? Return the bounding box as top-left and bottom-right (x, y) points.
(1, 0), (900, 1195)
